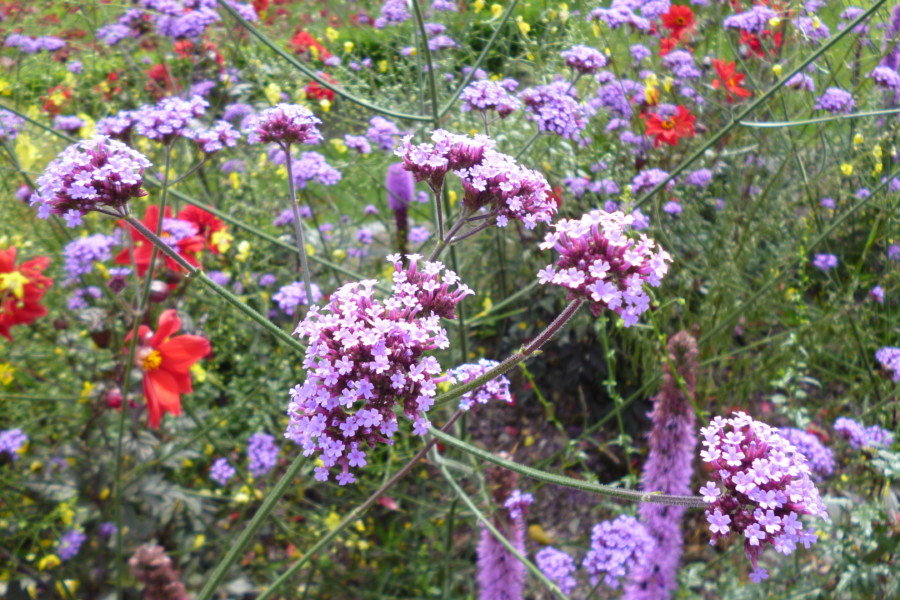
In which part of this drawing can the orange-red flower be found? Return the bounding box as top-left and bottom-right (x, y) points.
(0, 247), (53, 341)
(661, 5), (695, 40)
(289, 30), (331, 60)
(131, 310), (210, 428)
(114, 205), (205, 277)
(305, 73), (337, 102)
(177, 205), (227, 254)
(643, 105), (696, 147)
(712, 59), (752, 101)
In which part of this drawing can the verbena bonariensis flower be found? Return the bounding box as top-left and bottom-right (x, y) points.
(0, 246), (53, 341)
(374, 0), (411, 28)
(33, 135), (151, 225)
(583, 515), (654, 589)
(96, 110), (137, 141)
(450, 359), (513, 411)
(58, 530), (87, 561)
(519, 81), (588, 141)
(286, 255), (473, 485)
(53, 115), (85, 134)
(723, 6), (778, 33)
(813, 88), (855, 114)
(625, 332), (698, 600)
(537, 210), (671, 326)
(536, 547), (578, 595)
(871, 66), (900, 90)
(129, 544), (190, 600)
(290, 152), (342, 189)
(458, 149), (556, 229)
(248, 103), (322, 146)
(561, 44), (608, 74)
(188, 120), (241, 154)
(129, 309), (211, 428)
(366, 116), (402, 151)
(777, 428), (835, 480)
(134, 95), (208, 144)
(273, 281), (324, 316)
(210, 457), (236, 485)
(395, 129), (495, 194)
(247, 432), (279, 477)
(62, 234), (118, 285)
(459, 79), (521, 118)
(834, 416), (895, 449)
(812, 253), (838, 271)
(114, 205), (205, 277)
(700, 411), (829, 583)
(0, 109), (25, 141)
(0, 428), (28, 459)
(477, 485), (532, 600)
(875, 347), (900, 383)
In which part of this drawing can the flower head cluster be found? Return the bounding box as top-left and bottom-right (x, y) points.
(0, 428), (28, 459)
(291, 152), (342, 189)
(0, 110), (25, 141)
(374, 0), (411, 28)
(33, 136), (151, 225)
(538, 210), (671, 325)
(395, 129), (494, 193)
(777, 428), (835, 480)
(53, 115), (85, 134)
(459, 79), (521, 118)
(96, 111), (137, 140)
(812, 253), (838, 271)
(366, 116), (403, 151)
(875, 347), (900, 383)
(700, 412), (829, 583)
(871, 66), (900, 90)
(814, 88), (855, 114)
(537, 547), (578, 595)
(134, 95), (208, 144)
(834, 417), (894, 449)
(273, 281), (324, 316)
(286, 256), (473, 484)
(249, 103), (322, 146)
(477, 487), (530, 600)
(450, 359), (513, 411)
(583, 515), (654, 588)
(4, 34), (66, 53)
(58, 530), (87, 561)
(63, 234), (118, 285)
(188, 121), (241, 154)
(247, 432), (279, 477)
(561, 44), (608, 74)
(723, 6), (778, 33)
(519, 81), (588, 140)
(209, 457), (236, 485)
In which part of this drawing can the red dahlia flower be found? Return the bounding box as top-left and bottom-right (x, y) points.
(643, 106), (696, 147)
(661, 5), (695, 40)
(0, 247), (53, 341)
(130, 310), (210, 428)
(712, 59), (752, 101)
(176, 205), (227, 254)
(114, 205), (205, 277)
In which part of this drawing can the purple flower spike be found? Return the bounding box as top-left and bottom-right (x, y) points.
(814, 88), (855, 114)
(385, 163), (415, 211)
(538, 210), (671, 326)
(700, 412), (829, 579)
(875, 347), (900, 384)
(34, 136), (151, 224)
(248, 103), (322, 146)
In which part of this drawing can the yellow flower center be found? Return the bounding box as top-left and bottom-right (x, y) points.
(141, 350), (162, 372)
(0, 270), (29, 299)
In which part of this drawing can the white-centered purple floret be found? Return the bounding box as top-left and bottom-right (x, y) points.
(459, 79), (521, 118)
(583, 515), (654, 588)
(450, 359), (513, 411)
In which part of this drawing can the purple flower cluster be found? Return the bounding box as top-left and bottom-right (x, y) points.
(536, 547), (578, 595)
(812, 253), (838, 271)
(700, 412), (828, 583)
(871, 66), (900, 90)
(684, 168), (713, 187)
(249, 103), (322, 146)
(0, 110), (25, 141)
(374, 0), (411, 28)
(53, 115), (85, 134)
(4, 34), (66, 54)
(286, 256), (473, 484)
(33, 136), (151, 226)
(366, 116), (403, 151)
(450, 359), (513, 411)
(0, 428), (28, 459)
(723, 6), (778, 33)
(210, 457), (236, 485)
(63, 234), (119, 284)
(631, 168), (671, 196)
(561, 44), (608, 74)
(386, 163), (414, 211)
(395, 129), (494, 193)
(537, 210), (671, 325)
(96, 111), (137, 140)
(587, 6), (651, 31)
(273, 281), (324, 316)
(777, 428), (835, 480)
(814, 88), (855, 114)
(291, 152), (342, 189)
(134, 96), (209, 144)
(247, 432), (279, 477)
(519, 81), (588, 140)
(344, 134), (372, 154)
(188, 121), (241, 154)
(834, 416), (894, 449)
(583, 515), (654, 588)
(459, 79), (521, 118)
(58, 530), (87, 561)
(875, 347), (900, 383)
(155, 3), (221, 40)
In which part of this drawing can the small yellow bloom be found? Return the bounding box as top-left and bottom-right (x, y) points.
(448, 189), (458, 206)
(332, 248), (347, 261)
(305, 242), (316, 257)
(309, 45), (320, 60)
(0, 363), (14, 385)
(473, 0), (485, 13)
(325, 511), (341, 530)
(516, 16), (531, 35)
(528, 524), (554, 545)
(343, 41), (354, 53)
(211, 230), (233, 253)
(354, 519), (366, 532)
(840, 163), (853, 176)
(264, 83), (283, 105)
(853, 133), (865, 145)
(330, 138), (348, 154)
(190, 363), (207, 383)
(236, 241), (251, 263)
(320, 98), (332, 113)
(524, 435), (535, 447)
(37, 555), (61, 571)
(768, 17), (781, 28)
(771, 64), (783, 77)
(234, 485), (251, 504)
(228, 172), (241, 190)
(100, 487), (110, 500)
(873, 163), (883, 174)
(490, 4), (503, 18)
(812, 17), (821, 29)
(59, 503), (75, 526)
(0, 78), (10, 95)
(325, 27), (339, 42)
(873, 144), (883, 159)
(15, 135), (39, 171)
(192, 534), (206, 549)
(378, 59), (388, 73)
(592, 22), (601, 37)
(79, 381), (95, 404)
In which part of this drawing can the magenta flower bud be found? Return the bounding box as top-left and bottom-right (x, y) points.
(385, 163), (414, 211)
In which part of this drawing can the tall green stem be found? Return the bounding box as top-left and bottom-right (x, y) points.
(283, 144), (315, 303)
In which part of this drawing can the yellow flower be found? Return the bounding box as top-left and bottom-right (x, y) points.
(325, 27), (339, 42)
(0, 363), (14, 385)
(192, 534), (206, 549)
(0, 272), (29, 299)
(264, 83), (282, 105)
(853, 133), (864, 145)
(473, 0), (485, 13)
(324, 511), (341, 530)
(211, 229), (233, 253)
(448, 189), (458, 206)
(0, 78), (10, 95)
(840, 163), (853, 176)
(330, 138), (348, 154)
(37, 555), (61, 571)
(771, 64), (783, 77)
(190, 363), (207, 383)
(873, 144), (883, 159)
(378, 59), (388, 73)
(516, 16), (531, 35)
(490, 4), (503, 19)
(15, 134), (39, 171)
(228, 172), (241, 190)
(79, 381), (95, 404)
(236, 241), (251, 263)
(343, 41), (354, 53)
(319, 98), (332, 113)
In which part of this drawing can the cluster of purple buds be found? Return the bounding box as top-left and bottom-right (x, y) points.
(247, 432), (279, 477)
(395, 129), (495, 193)
(0, 110), (25, 141)
(286, 255), (473, 485)
(53, 115), (85, 134)
(723, 6), (779, 33)
(248, 103), (322, 146)
(96, 111), (137, 141)
(871, 66), (900, 90)
(188, 121), (241, 154)
(777, 428), (835, 480)
(812, 253), (838, 272)
(0, 428), (28, 459)
(814, 88), (855, 114)
(58, 530), (87, 561)
(583, 515), (654, 588)
(458, 79), (521, 118)
(561, 44), (608, 74)
(366, 116), (403, 151)
(290, 152), (342, 189)
(273, 281), (324, 316)
(536, 547), (578, 595)
(537, 210), (671, 326)
(519, 81), (588, 141)
(700, 412), (828, 583)
(62, 234), (118, 285)
(134, 95), (208, 144)
(209, 457), (236, 485)
(4, 34), (66, 53)
(834, 416), (895, 449)
(33, 135), (151, 226)
(875, 347), (900, 383)
(450, 359), (512, 411)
